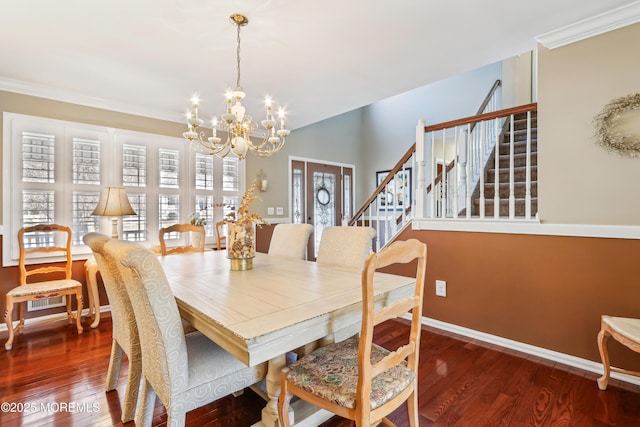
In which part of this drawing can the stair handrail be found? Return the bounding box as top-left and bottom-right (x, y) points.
(349, 144), (415, 225)
(348, 80), (507, 228)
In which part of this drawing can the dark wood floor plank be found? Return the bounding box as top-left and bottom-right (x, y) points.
(1, 315), (639, 426)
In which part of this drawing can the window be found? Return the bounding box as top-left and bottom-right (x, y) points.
(3, 112), (245, 265)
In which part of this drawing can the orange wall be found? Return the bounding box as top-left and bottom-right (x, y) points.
(396, 228), (640, 369)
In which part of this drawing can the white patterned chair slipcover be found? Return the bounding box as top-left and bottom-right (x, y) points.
(83, 233), (141, 423)
(104, 238), (267, 427)
(268, 223), (314, 260)
(316, 226), (376, 268)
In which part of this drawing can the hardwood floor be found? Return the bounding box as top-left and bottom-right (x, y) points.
(1, 314), (638, 426)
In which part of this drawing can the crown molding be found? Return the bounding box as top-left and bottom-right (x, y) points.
(0, 76), (181, 124)
(536, 1), (640, 49)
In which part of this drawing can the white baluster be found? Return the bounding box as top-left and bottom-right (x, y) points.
(509, 115), (515, 219)
(415, 120), (426, 219)
(525, 111), (532, 219)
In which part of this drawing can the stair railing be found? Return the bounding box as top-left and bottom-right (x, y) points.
(417, 103), (537, 220)
(349, 80), (505, 249)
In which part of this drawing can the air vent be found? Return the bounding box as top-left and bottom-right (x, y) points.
(27, 296), (66, 312)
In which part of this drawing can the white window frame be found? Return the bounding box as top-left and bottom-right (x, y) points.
(2, 112), (245, 266)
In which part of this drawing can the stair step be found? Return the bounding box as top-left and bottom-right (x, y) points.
(509, 116), (537, 132)
(487, 166), (537, 182)
(483, 181), (537, 199)
(496, 152), (537, 168)
(501, 129), (538, 144)
(472, 198), (538, 217)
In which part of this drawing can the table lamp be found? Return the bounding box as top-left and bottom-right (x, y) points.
(92, 187), (136, 239)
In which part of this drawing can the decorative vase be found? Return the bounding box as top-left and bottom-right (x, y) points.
(227, 221), (256, 270)
(190, 230), (202, 248)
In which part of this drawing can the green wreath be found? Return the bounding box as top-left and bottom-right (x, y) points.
(594, 93), (640, 157)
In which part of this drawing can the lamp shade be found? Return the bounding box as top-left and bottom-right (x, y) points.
(92, 187), (136, 217)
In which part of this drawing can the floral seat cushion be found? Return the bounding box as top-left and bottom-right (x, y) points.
(284, 336), (415, 410)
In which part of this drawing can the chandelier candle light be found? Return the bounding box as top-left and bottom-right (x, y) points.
(183, 13), (290, 159)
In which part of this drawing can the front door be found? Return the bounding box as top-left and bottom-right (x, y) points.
(291, 160), (354, 261)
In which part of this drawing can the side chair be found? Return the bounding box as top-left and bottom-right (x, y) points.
(5, 224), (84, 351)
(159, 223), (205, 255)
(279, 239), (427, 427)
(104, 238), (267, 427)
(83, 232), (141, 423)
(268, 223), (314, 259)
(215, 220), (227, 250)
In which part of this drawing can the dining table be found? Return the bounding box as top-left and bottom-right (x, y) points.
(157, 249), (416, 427)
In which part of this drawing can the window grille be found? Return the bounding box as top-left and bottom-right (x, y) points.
(123, 144), (146, 187)
(72, 138), (100, 185)
(22, 132), (55, 183)
(159, 149), (180, 188)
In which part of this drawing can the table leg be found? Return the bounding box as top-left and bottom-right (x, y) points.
(84, 257), (101, 328)
(252, 354), (292, 427)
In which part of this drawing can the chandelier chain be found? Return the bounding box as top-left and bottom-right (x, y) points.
(236, 21), (242, 89)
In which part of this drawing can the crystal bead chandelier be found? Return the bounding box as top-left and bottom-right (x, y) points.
(183, 13), (290, 159)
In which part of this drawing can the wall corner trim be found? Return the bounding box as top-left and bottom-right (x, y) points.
(412, 218), (640, 239)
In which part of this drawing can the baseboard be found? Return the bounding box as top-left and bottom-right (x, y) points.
(417, 315), (640, 387)
(0, 305), (111, 333)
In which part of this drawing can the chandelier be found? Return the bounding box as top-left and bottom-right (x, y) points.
(183, 13), (290, 159)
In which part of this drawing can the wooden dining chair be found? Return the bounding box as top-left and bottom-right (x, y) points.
(597, 315), (640, 390)
(215, 220), (227, 250)
(279, 238), (427, 427)
(268, 223), (314, 259)
(83, 233), (141, 423)
(104, 238), (267, 427)
(159, 223), (205, 255)
(316, 226), (376, 268)
(4, 224), (84, 351)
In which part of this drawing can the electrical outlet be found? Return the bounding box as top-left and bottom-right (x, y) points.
(276, 207), (284, 215)
(435, 280), (447, 297)
(267, 207), (274, 215)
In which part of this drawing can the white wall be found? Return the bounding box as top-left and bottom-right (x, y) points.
(359, 62), (502, 197)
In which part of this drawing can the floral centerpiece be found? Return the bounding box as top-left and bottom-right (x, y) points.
(188, 211), (207, 226)
(226, 178), (268, 270)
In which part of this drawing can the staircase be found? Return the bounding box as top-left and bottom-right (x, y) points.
(470, 111), (538, 217)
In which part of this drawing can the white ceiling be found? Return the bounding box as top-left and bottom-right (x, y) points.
(0, 1), (638, 130)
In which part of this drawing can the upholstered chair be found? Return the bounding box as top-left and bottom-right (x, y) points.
(268, 223), (314, 260)
(316, 226), (376, 268)
(104, 238), (267, 427)
(83, 233), (141, 423)
(279, 239), (427, 427)
(597, 315), (640, 390)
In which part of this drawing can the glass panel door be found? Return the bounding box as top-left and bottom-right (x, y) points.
(306, 162), (342, 260)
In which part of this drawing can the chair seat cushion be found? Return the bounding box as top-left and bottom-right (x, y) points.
(284, 336), (415, 410)
(603, 315), (640, 343)
(7, 279), (82, 297)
